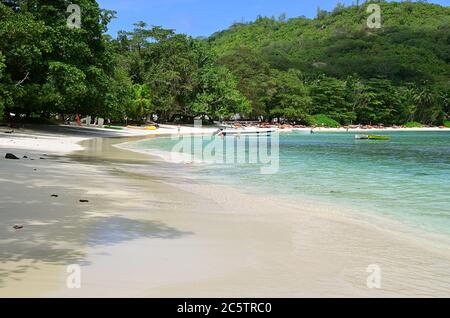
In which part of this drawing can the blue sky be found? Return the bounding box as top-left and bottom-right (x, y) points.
(98, 0), (449, 37)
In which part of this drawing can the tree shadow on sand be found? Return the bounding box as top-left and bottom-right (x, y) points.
(0, 157), (193, 287)
(0, 214), (191, 286)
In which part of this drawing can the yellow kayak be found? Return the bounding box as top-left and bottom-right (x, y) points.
(127, 125), (157, 131)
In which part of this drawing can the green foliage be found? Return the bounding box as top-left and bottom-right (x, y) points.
(411, 86), (445, 125)
(0, 0), (118, 119)
(115, 25), (251, 122)
(217, 47), (274, 117)
(0, 52), (5, 119)
(268, 69), (311, 121)
(190, 65), (251, 119)
(209, 2), (450, 125)
(306, 114), (341, 128)
(404, 122), (424, 128)
(309, 76), (354, 124)
(352, 78), (402, 125)
(128, 84), (152, 121)
(44, 62), (88, 113)
(104, 59), (134, 120)
(0, 97), (3, 121)
(443, 121), (450, 128)
(0, 1), (448, 125)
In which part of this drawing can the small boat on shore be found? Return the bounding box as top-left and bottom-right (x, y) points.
(355, 134), (391, 140)
(217, 128), (278, 137)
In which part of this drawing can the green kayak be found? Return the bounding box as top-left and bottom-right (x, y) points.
(368, 135), (391, 140)
(104, 125), (124, 130)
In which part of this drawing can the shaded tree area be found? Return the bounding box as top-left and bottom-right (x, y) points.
(0, 0), (122, 121)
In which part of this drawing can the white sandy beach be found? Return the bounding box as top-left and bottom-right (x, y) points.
(1, 125), (450, 298)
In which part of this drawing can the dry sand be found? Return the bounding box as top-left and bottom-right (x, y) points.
(0, 126), (449, 298)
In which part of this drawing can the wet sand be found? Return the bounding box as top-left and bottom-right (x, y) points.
(1, 130), (450, 297)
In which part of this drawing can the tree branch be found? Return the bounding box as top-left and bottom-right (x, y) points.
(15, 72), (29, 86)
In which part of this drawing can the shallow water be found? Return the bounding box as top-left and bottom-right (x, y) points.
(133, 131), (450, 237)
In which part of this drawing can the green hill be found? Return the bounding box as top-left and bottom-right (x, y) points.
(208, 1), (450, 125)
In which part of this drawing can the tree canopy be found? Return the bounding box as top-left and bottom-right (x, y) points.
(0, 1), (449, 125)
(210, 1), (450, 125)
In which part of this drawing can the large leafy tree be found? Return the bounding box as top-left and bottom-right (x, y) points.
(0, 2), (48, 117)
(218, 47), (275, 118)
(115, 22), (154, 84)
(309, 76), (354, 125)
(145, 32), (200, 121)
(189, 65), (251, 120)
(42, 62), (88, 116)
(267, 69), (311, 122)
(0, 0), (118, 119)
(101, 56), (133, 121)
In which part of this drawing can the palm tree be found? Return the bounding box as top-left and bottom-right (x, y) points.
(413, 87), (440, 125)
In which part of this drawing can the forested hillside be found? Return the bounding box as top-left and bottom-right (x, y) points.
(0, 1), (449, 126)
(209, 1), (450, 125)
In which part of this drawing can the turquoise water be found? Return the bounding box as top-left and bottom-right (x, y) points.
(135, 131), (450, 236)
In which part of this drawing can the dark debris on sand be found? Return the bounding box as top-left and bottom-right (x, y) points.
(5, 153), (20, 160)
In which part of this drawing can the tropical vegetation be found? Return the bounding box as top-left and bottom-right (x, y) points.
(0, 0), (449, 126)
